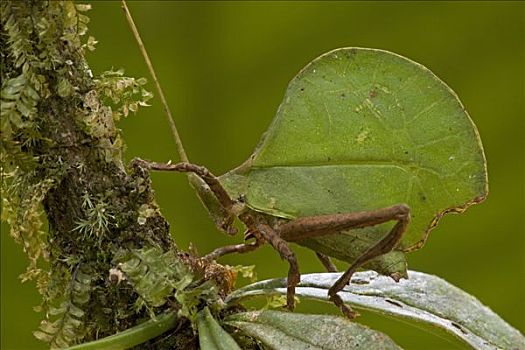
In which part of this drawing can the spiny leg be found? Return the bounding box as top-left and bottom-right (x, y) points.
(278, 204), (410, 319)
(132, 159), (234, 211)
(133, 159), (275, 272)
(277, 204), (410, 242)
(331, 205), (409, 318)
(203, 236), (263, 261)
(254, 221), (300, 311)
(132, 159), (238, 234)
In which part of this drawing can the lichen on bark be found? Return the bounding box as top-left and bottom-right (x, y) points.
(0, 1), (221, 348)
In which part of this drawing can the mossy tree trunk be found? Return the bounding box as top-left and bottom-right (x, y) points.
(1, 1), (216, 348)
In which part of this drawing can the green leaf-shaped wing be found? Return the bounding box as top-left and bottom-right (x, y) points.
(220, 48), (487, 264)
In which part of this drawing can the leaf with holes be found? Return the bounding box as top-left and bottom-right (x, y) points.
(226, 271), (525, 350)
(220, 48), (487, 277)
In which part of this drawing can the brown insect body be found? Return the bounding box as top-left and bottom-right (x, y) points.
(136, 159), (411, 319)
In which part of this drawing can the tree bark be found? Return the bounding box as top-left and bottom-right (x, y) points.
(0, 1), (213, 348)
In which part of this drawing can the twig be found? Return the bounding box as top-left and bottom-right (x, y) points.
(120, 0), (189, 163)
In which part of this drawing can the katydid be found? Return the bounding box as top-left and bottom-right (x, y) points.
(130, 46), (487, 319)
(134, 160), (410, 318)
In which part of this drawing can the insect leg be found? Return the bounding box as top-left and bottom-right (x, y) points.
(203, 237), (263, 261)
(316, 252), (338, 272)
(132, 159), (237, 234)
(254, 222), (300, 311)
(276, 204), (410, 318)
(133, 159), (234, 209)
(328, 204), (410, 318)
(277, 204), (410, 242)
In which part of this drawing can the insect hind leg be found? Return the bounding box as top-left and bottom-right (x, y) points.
(328, 204), (410, 319)
(316, 252), (338, 272)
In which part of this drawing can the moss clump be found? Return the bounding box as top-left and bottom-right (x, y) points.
(1, 2), (220, 348)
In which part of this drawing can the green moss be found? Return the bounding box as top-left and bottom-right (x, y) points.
(0, 2), (195, 348)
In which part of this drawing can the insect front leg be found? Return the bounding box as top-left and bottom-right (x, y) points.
(132, 159), (271, 266)
(131, 158), (238, 234)
(277, 204), (410, 319)
(203, 235), (264, 261)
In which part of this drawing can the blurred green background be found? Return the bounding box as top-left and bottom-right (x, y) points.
(1, 1), (524, 349)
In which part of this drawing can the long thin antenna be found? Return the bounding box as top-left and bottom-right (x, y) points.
(120, 1), (235, 235)
(121, 0), (189, 163)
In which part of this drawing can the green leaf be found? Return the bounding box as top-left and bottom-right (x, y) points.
(198, 307), (242, 350)
(227, 271), (525, 350)
(225, 310), (401, 350)
(35, 265), (94, 349)
(64, 312), (178, 350)
(220, 48), (487, 274)
(113, 247), (193, 309)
